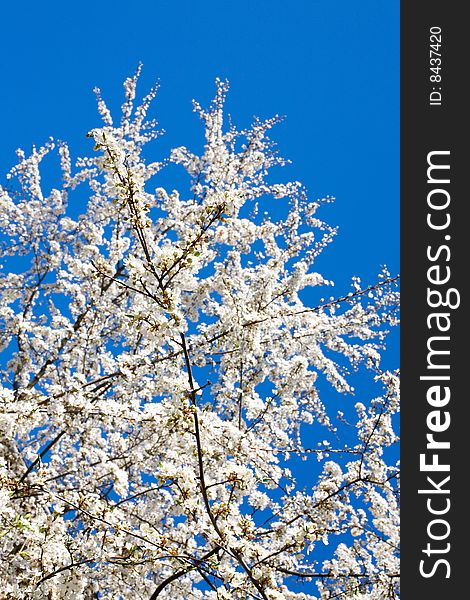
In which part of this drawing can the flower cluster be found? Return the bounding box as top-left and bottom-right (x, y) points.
(0, 69), (399, 599)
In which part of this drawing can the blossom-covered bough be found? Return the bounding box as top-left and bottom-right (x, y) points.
(0, 67), (399, 599)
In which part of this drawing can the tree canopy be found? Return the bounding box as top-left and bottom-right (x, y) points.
(0, 68), (400, 599)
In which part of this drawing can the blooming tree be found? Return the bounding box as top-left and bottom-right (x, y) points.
(0, 68), (399, 599)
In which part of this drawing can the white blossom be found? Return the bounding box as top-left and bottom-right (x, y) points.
(0, 70), (399, 599)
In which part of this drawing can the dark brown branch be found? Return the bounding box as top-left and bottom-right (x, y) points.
(179, 332), (269, 600)
(19, 431), (65, 483)
(149, 547), (219, 599)
(36, 558), (93, 586)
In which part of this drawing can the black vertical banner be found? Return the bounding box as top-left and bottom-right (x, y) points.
(401, 4), (466, 599)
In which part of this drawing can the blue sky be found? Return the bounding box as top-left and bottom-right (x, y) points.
(0, 0), (398, 288)
(0, 0), (399, 593)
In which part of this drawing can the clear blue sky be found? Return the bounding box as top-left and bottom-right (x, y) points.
(0, 0), (398, 288)
(0, 0), (399, 592)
